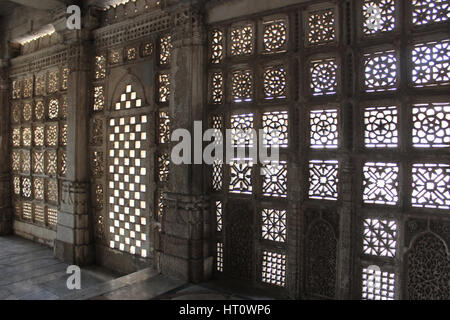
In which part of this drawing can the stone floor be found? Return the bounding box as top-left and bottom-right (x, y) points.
(0, 235), (276, 300)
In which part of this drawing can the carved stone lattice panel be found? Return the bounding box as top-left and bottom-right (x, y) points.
(210, 72), (224, 104)
(157, 153), (170, 183)
(363, 0), (396, 35)
(310, 58), (338, 96)
(263, 18), (288, 53)
(306, 220), (336, 298)
(229, 160), (253, 194)
(364, 106), (398, 148)
(214, 201), (223, 233)
(412, 103), (450, 148)
(212, 159), (223, 192)
(363, 162), (399, 205)
(158, 111), (171, 144)
(261, 250), (286, 287)
(307, 8), (336, 46)
(13, 176), (21, 195)
(309, 160), (339, 200)
(363, 50), (398, 92)
(12, 103), (21, 124)
(210, 29), (224, 64)
(231, 113), (254, 147)
(108, 115), (149, 258)
(262, 111), (288, 148)
(47, 70), (59, 94)
(412, 40), (450, 87)
(216, 242), (224, 272)
(407, 233), (449, 300)
(94, 86), (105, 111)
(262, 161), (287, 198)
(362, 266), (395, 300)
(33, 151), (44, 174)
(263, 65), (287, 100)
(34, 125), (45, 147)
(363, 219), (398, 257)
(412, 0), (450, 26)
(230, 24), (254, 56)
(23, 77), (33, 98)
(261, 208), (286, 243)
(158, 73), (170, 103)
(231, 70), (253, 103)
(35, 101), (45, 121)
(95, 55), (106, 80)
(310, 109), (338, 149)
(23, 103), (32, 122)
(411, 163), (450, 209)
(114, 85), (143, 110)
(159, 35), (172, 65)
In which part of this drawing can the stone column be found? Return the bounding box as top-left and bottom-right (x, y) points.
(159, 4), (212, 282)
(0, 60), (12, 235)
(53, 15), (97, 265)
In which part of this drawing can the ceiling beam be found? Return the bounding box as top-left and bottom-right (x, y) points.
(1, 0), (72, 10)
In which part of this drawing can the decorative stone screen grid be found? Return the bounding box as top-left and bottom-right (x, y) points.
(108, 115), (149, 257)
(206, 0), (449, 299)
(10, 67), (67, 229)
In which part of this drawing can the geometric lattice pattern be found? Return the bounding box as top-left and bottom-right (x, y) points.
(231, 24), (254, 56)
(263, 65), (287, 100)
(232, 70), (253, 103)
(211, 29), (224, 64)
(262, 161), (287, 198)
(307, 9), (336, 45)
(362, 267), (395, 300)
(262, 209), (287, 242)
(412, 40), (450, 87)
(412, 0), (450, 26)
(364, 51), (398, 92)
(309, 160), (339, 200)
(158, 111), (171, 144)
(95, 55), (106, 80)
(310, 109), (338, 149)
(108, 115), (148, 257)
(363, 162), (399, 205)
(217, 242), (224, 272)
(364, 106), (398, 148)
(412, 163), (450, 209)
(412, 103), (450, 148)
(211, 72), (224, 104)
(212, 159), (223, 192)
(229, 159), (253, 194)
(363, 0), (396, 35)
(262, 111), (288, 148)
(216, 201), (223, 232)
(262, 250), (286, 287)
(159, 35), (172, 65)
(310, 58), (338, 96)
(93, 86), (105, 111)
(263, 18), (287, 53)
(231, 113), (254, 147)
(363, 219), (397, 257)
(114, 85), (142, 110)
(158, 73), (170, 103)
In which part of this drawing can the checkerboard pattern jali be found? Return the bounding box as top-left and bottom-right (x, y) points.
(108, 115), (149, 258)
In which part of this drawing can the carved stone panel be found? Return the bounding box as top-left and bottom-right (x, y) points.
(226, 200), (254, 281)
(306, 220), (337, 298)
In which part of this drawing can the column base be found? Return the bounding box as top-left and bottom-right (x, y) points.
(54, 239), (95, 266)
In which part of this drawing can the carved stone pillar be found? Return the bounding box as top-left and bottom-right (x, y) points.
(0, 61), (12, 235)
(54, 19), (97, 265)
(159, 4), (212, 282)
